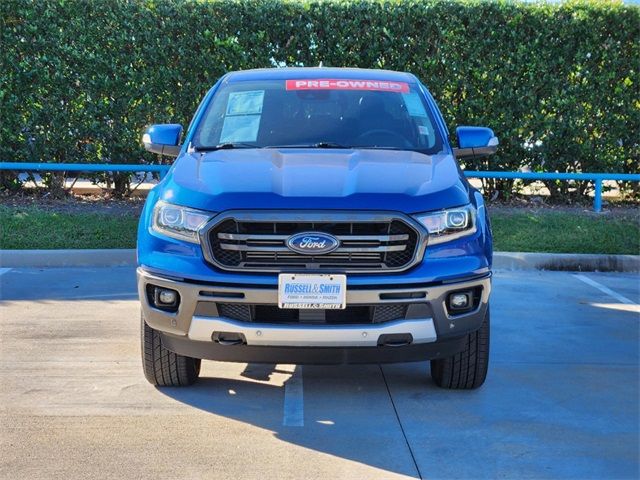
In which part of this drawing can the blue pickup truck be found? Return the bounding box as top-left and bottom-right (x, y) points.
(138, 67), (497, 389)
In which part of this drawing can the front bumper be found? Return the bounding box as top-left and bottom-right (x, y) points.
(158, 332), (469, 364)
(138, 268), (491, 362)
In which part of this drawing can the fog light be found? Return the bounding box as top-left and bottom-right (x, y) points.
(449, 292), (470, 310)
(159, 290), (177, 305)
(155, 287), (178, 306)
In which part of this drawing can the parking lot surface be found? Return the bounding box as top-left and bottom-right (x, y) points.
(1, 267), (638, 479)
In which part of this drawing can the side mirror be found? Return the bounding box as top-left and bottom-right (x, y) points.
(142, 124), (183, 157)
(453, 126), (499, 159)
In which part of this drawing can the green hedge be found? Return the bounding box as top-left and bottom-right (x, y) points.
(1, 0), (638, 198)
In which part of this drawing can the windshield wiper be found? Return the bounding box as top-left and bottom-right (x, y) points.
(351, 145), (431, 155)
(313, 142), (351, 149)
(265, 142), (351, 149)
(194, 142), (258, 152)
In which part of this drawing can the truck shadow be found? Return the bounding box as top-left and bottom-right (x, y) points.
(157, 362), (424, 479)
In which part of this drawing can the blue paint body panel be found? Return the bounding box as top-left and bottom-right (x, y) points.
(145, 124), (183, 146)
(137, 68), (493, 287)
(456, 126), (496, 149)
(224, 67), (418, 83)
(156, 149), (470, 213)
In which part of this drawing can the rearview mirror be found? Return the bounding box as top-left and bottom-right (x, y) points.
(453, 126), (499, 159)
(142, 124), (183, 157)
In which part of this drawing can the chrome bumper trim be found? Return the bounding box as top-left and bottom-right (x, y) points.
(188, 316), (436, 347)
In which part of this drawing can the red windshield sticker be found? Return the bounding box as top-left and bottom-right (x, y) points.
(286, 79), (410, 93)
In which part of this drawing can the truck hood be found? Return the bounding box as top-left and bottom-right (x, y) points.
(159, 148), (470, 213)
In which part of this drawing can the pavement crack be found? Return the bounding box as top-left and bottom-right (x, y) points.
(379, 364), (422, 480)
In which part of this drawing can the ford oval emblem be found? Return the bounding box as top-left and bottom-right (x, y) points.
(286, 232), (340, 255)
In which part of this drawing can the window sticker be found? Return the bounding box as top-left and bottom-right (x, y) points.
(402, 92), (427, 118)
(418, 125), (430, 136)
(286, 79), (409, 93)
(219, 90), (264, 143)
(226, 90), (265, 116)
(220, 115), (261, 143)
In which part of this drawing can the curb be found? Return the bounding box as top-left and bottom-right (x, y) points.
(492, 252), (639, 273)
(0, 249), (135, 268)
(1, 249), (638, 272)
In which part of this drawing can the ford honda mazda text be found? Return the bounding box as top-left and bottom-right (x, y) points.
(138, 68), (497, 389)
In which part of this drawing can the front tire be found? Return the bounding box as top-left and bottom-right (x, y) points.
(141, 313), (201, 386)
(430, 306), (490, 389)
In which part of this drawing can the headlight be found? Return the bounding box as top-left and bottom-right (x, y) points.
(151, 201), (212, 243)
(414, 204), (477, 245)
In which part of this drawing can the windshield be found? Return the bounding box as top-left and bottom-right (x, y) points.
(192, 78), (443, 153)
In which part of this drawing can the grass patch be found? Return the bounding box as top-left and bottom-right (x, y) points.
(1, 205), (638, 254)
(491, 209), (640, 255)
(0, 205), (138, 249)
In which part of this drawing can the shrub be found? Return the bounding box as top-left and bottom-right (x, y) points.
(1, 0), (638, 199)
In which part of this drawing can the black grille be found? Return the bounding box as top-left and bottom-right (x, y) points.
(372, 304), (408, 323)
(218, 303), (251, 321)
(216, 303), (408, 325)
(210, 219), (242, 266)
(386, 221), (418, 268)
(205, 215), (421, 272)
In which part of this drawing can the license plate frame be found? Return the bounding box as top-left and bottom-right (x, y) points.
(278, 273), (347, 309)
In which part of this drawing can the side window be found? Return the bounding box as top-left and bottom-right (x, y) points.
(401, 92), (435, 149)
(421, 86), (450, 139)
(196, 93), (226, 146)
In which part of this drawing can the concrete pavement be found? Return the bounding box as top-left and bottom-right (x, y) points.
(0, 267), (638, 479)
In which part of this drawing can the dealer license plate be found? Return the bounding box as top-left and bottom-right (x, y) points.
(278, 274), (346, 309)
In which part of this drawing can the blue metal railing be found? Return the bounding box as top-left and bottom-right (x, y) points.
(0, 162), (169, 176)
(465, 171), (640, 212)
(1, 162), (638, 212)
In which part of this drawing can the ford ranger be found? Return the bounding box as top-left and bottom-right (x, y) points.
(138, 67), (497, 389)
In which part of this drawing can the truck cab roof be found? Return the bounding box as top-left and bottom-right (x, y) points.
(223, 67), (419, 84)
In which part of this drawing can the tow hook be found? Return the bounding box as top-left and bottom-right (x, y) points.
(377, 333), (413, 347)
(212, 332), (247, 346)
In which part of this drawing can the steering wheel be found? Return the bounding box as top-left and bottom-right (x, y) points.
(354, 129), (411, 148)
